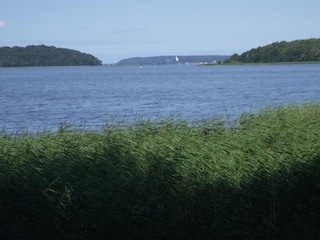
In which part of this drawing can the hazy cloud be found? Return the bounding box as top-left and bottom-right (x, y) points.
(0, 20), (5, 28)
(110, 26), (148, 34)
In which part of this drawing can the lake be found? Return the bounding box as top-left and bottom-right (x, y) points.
(1, 64), (320, 132)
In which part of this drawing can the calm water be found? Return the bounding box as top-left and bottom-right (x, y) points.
(1, 64), (320, 132)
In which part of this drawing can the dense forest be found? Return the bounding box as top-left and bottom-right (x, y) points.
(225, 38), (320, 63)
(116, 55), (230, 66)
(0, 45), (102, 67)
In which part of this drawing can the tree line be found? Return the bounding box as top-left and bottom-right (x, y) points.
(225, 38), (320, 63)
(0, 45), (102, 67)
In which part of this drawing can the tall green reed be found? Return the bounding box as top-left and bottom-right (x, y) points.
(1, 104), (320, 239)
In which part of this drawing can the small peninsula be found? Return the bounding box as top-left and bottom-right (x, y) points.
(0, 45), (102, 67)
(225, 38), (320, 64)
(116, 55), (230, 66)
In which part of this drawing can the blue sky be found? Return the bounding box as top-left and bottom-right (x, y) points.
(1, 0), (320, 63)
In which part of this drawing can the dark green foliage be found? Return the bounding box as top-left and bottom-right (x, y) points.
(225, 38), (320, 63)
(1, 104), (320, 239)
(0, 45), (102, 67)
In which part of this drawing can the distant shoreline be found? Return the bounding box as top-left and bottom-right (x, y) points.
(0, 45), (102, 67)
(198, 61), (320, 66)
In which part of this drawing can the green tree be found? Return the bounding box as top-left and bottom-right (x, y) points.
(0, 45), (102, 67)
(225, 38), (320, 64)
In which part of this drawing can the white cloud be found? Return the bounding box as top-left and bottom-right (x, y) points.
(0, 20), (5, 28)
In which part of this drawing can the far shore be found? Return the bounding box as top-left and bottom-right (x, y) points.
(198, 61), (320, 66)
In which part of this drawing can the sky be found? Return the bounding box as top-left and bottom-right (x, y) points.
(1, 0), (320, 63)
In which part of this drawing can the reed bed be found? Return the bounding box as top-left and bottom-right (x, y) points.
(1, 104), (320, 239)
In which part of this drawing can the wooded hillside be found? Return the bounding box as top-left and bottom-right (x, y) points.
(0, 45), (102, 67)
(225, 38), (320, 63)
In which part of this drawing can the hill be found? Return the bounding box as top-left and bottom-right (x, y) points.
(225, 38), (320, 64)
(116, 55), (230, 66)
(0, 45), (102, 67)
